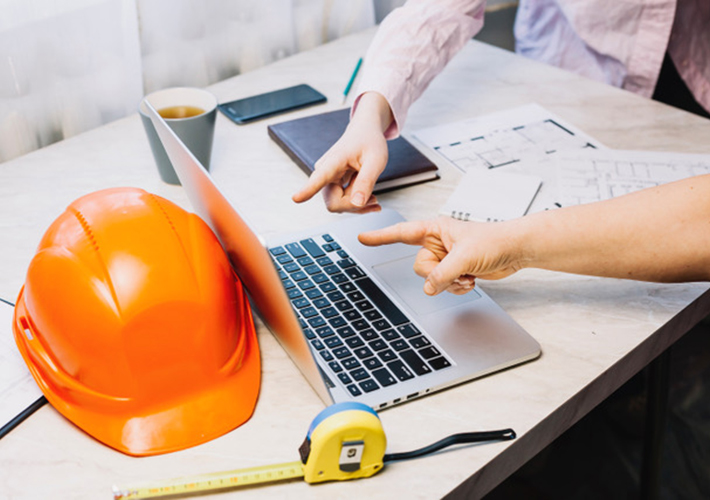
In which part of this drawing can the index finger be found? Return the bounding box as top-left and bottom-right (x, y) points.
(358, 220), (430, 247)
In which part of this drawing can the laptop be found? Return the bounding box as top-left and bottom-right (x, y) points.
(144, 102), (541, 410)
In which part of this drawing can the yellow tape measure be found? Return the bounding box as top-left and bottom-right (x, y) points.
(113, 461), (305, 499)
(113, 402), (515, 499)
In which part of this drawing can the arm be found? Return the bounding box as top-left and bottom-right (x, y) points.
(359, 175), (710, 295)
(292, 0), (485, 212)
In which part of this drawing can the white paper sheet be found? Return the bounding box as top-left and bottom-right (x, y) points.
(412, 103), (605, 173)
(0, 300), (43, 428)
(555, 149), (710, 206)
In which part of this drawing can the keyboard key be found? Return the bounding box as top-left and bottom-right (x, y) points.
(310, 339), (324, 350)
(316, 256), (333, 266)
(328, 316), (347, 328)
(337, 373), (352, 385)
(292, 298), (310, 309)
(298, 318), (307, 328)
(323, 265), (340, 275)
(313, 298), (330, 309)
(345, 337), (365, 348)
(334, 300), (353, 312)
(342, 357), (361, 370)
(371, 368), (397, 387)
(354, 300), (374, 311)
(347, 291), (365, 302)
(351, 319), (369, 331)
(277, 254), (293, 264)
(291, 271), (308, 281)
(269, 246), (286, 256)
(369, 339), (388, 351)
(287, 288), (303, 299)
(350, 368), (369, 381)
(372, 319), (391, 331)
(381, 329), (399, 342)
(305, 288), (323, 299)
(387, 360), (415, 381)
(286, 242), (307, 258)
(325, 337), (343, 348)
(331, 243), (341, 250)
(409, 336), (431, 349)
(363, 357), (383, 370)
(336, 326), (356, 338)
(339, 282), (357, 293)
(319, 350), (334, 362)
(315, 326), (335, 338)
(323, 244), (334, 252)
(346, 384), (362, 396)
(359, 379), (379, 393)
(378, 349), (398, 362)
(284, 262), (300, 273)
(355, 277), (409, 325)
(322, 234), (334, 242)
(328, 361), (342, 373)
(397, 324), (421, 338)
(360, 329), (379, 342)
(300, 307), (317, 318)
(303, 328), (315, 340)
(319, 282), (337, 292)
(390, 339), (409, 351)
(353, 347), (374, 359)
(297, 256), (314, 267)
(322, 307), (339, 318)
(298, 280), (315, 290)
(337, 258), (356, 269)
(400, 349), (432, 376)
(304, 264), (321, 275)
(312, 273), (329, 284)
(418, 346), (441, 359)
(282, 279), (295, 289)
(345, 267), (366, 280)
(332, 347), (351, 359)
(337, 249), (349, 259)
(429, 357), (452, 370)
(308, 317), (326, 328)
(364, 310), (382, 321)
(343, 310), (362, 321)
(332, 273), (348, 284)
(300, 238), (325, 258)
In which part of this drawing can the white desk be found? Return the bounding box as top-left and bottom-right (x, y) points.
(2, 29), (710, 499)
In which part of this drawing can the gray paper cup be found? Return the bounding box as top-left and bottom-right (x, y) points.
(139, 87), (217, 185)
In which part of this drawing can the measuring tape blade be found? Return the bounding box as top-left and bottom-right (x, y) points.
(113, 460), (305, 499)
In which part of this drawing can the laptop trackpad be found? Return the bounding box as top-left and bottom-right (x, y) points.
(372, 255), (480, 315)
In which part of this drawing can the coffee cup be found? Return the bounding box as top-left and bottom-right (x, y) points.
(139, 87), (217, 185)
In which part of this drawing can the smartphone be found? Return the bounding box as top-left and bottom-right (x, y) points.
(218, 84), (327, 124)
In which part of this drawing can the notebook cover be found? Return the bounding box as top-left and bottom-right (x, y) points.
(268, 108), (439, 193)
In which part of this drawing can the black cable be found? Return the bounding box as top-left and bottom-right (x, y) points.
(0, 297), (15, 307)
(383, 428), (516, 462)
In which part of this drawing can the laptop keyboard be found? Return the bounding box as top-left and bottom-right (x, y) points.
(269, 234), (451, 398)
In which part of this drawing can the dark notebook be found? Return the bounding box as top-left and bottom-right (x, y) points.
(268, 108), (439, 193)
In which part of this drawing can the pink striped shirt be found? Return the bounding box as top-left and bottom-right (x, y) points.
(355, 0), (709, 138)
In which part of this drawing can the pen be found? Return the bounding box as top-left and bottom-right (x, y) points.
(342, 57), (363, 105)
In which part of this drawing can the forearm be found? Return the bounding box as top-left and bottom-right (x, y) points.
(516, 175), (710, 282)
(350, 92), (394, 134)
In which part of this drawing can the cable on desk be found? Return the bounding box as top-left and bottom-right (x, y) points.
(383, 429), (516, 462)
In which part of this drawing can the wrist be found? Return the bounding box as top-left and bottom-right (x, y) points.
(351, 92), (393, 133)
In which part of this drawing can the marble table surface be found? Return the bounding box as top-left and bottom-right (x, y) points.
(1, 28), (710, 499)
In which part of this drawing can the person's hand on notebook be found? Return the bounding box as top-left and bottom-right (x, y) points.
(292, 92), (393, 213)
(359, 216), (525, 296)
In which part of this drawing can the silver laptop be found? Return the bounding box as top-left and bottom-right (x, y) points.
(145, 102), (541, 410)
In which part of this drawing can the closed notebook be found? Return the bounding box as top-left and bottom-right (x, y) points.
(268, 108), (439, 193)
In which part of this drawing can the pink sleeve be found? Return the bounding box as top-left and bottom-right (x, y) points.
(352, 0), (485, 138)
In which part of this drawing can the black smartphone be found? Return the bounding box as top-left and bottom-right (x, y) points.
(218, 84), (327, 124)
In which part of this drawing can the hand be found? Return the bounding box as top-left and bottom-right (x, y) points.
(292, 92), (393, 213)
(358, 217), (527, 295)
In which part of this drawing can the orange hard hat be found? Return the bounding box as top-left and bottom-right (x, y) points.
(13, 187), (260, 456)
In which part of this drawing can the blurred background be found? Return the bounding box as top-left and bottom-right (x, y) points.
(0, 0), (516, 163)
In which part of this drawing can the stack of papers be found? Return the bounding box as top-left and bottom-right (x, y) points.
(411, 103), (710, 220)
